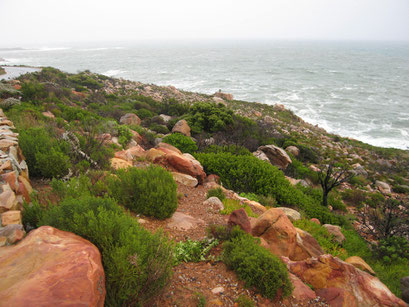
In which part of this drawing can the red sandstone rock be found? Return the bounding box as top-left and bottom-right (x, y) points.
(289, 273), (316, 302)
(310, 218), (321, 225)
(0, 226), (105, 306)
(293, 228), (324, 261)
(228, 208), (251, 233)
(1, 171), (18, 192)
(119, 113), (141, 126)
(283, 254), (407, 307)
(315, 287), (357, 307)
(158, 153), (206, 183)
(171, 119), (191, 136)
(156, 142), (182, 155)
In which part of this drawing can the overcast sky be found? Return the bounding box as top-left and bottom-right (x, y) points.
(1, 0), (408, 46)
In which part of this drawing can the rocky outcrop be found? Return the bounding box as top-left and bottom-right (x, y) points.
(0, 226), (105, 306)
(251, 208), (321, 260)
(288, 273), (317, 302)
(213, 91), (233, 101)
(283, 254), (407, 307)
(172, 119), (191, 136)
(119, 113), (141, 126)
(375, 180), (392, 194)
(276, 207), (301, 222)
(258, 145), (292, 169)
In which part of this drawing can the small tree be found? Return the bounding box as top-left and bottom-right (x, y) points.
(318, 164), (353, 207)
(358, 197), (409, 240)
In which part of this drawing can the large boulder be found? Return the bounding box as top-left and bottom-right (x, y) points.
(283, 254), (407, 307)
(110, 157), (133, 169)
(286, 146), (300, 157)
(172, 172), (198, 187)
(258, 145), (292, 169)
(288, 273), (316, 302)
(172, 119), (191, 137)
(156, 153), (206, 183)
(119, 113), (141, 126)
(252, 150), (270, 163)
(0, 226), (105, 306)
(156, 142), (182, 155)
(251, 208), (297, 258)
(276, 207), (301, 222)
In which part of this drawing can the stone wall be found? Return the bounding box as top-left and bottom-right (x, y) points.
(0, 108), (32, 245)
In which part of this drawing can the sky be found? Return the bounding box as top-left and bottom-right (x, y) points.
(0, 0), (409, 46)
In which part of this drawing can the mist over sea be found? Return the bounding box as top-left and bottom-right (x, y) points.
(1, 40), (408, 150)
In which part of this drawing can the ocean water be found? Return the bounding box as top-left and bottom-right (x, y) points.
(1, 40), (408, 150)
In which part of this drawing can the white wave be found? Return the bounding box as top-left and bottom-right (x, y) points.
(101, 69), (126, 77)
(78, 47), (109, 52)
(31, 47), (71, 52)
(1, 57), (33, 64)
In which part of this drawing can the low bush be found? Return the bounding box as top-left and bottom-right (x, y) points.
(149, 123), (169, 134)
(375, 236), (409, 264)
(235, 295), (255, 307)
(19, 127), (71, 178)
(108, 165), (178, 219)
(223, 231), (292, 299)
(201, 144), (252, 156)
(24, 196), (174, 306)
(117, 125), (133, 148)
(187, 102), (234, 134)
(196, 153), (343, 225)
(162, 133), (198, 154)
(136, 108), (153, 119)
(206, 187), (226, 201)
(341, 189), (367, 207)
(221, 199), (258, 218)
(174, 238), (219, 263)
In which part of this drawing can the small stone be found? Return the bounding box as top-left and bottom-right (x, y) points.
(211, 287), (225, 295)
(203, 197), (224, 210)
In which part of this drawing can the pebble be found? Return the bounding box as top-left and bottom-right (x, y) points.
(211, 286), (225, 294)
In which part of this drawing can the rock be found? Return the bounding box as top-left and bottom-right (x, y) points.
(145, 148), (166, 161)
(110, 157), (133, 169)
(119, 113), (141, 126)
(1, 210), (22, 226)
(345, 256), (376, 275)
(0, 236), (6, 247)
(258, 145), (292, 169)
(172, 119), (191, 137)
(375, 180), (392, 194)
(401, 276), (409, 303)
(172, 172), (198, 187)
(130, 130), (143, 144)
(156, 142), (182, 155)
(252, 150), (270, 163)
(214, 91), (233, 100)
(42, 111), (55, 119)
(284, 254), (406, 307)
(0, 184), (18, 213)
(228, 208), (251, 233)
(293, 228), (324, 261)
(310, 218), (321, 225)
(286, 146), (300, 156)
(276, 207), (301, 222)
(167, 212), (204, 231)
(323, 224), (345, 244)
(1, 171), (18, 192)
(158, 153), (206, 183)
(0, 226), (105, 306)
(274, 104), (286, 111)
(0, 139), (18, 151)
(17, 175), (32, 203)
(211, 286), (225, 294)
(309, 165), (321, 173)
(212, 96), (225, 104)
(204, 174), (220, 185)
(252, 208), (297, 258)
(203, 197), (224, 210)
(0, 224), (25, 244)
(315, 287), (357, 307)
(264, 115), (274, 124)
(289, 273), (316, 302)
(159, 114), (172, 123)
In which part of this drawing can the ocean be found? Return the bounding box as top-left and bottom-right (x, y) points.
(1, 40), (408, 150)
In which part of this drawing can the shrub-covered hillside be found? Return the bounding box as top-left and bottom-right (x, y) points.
(1, 67), (408, 306)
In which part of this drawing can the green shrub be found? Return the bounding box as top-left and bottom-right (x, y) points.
(149, 123), (169, 134)
(239, 192), (260, 202)
(21, 81), (47, 103)
(19, 127), (71, 178)
(174, 238), (219, 263)
(392, 185), (409, 194)
(117, 125), (133, 148)
(136, 108), (153, 119)
(195, 292), (206, 307)
(162, 133), (198, 154)
(201, 144), (252, 156)
(29, 196), (174, 306)
(341, 189), (367, 207)
(222, 232), (292, 299)
(235, 295), (255, 307)
(196, 153), (341, 225)
(285, 157), (318, 183)
(220, 199), (258, 218)
(206, 187), (226, 201)
(188, 102), (234, 134)
(160, 98), (190, 116)
(108, 166), (178, 219)
(376, 236), (409, 264)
